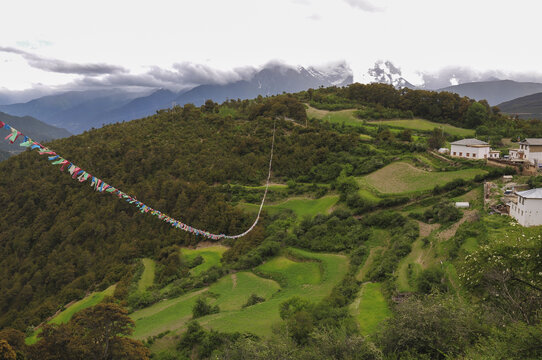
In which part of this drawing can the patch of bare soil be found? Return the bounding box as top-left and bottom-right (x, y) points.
(416, 221), (440, 238)
(438, 210), (478, 241)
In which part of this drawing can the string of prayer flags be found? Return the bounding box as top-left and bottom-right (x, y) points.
(0, 120), (276, 240)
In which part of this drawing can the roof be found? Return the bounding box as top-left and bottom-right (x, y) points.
(450, 138), (489, 146)
(520, 138), (542, 146)
(516, 188), (542, 199)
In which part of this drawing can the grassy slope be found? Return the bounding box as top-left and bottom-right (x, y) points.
(351, 283), (391, 335)
(26, 284), (117, 344)
(306, 105), (473, 137)
(181, 245), (228, 275)
(360, 162), (486, 195)
(131, 248), (348, 352)
(239, 195), (339, 218)
(138, 258), (156, 292)
(368, 119), (474, 137)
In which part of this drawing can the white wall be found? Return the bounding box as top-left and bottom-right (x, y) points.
(510, 196), (542, 227)
(450, 144), (490, 160)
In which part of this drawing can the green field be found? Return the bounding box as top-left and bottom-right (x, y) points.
(181, 245), (228, 275)
(26, 284), (117, 345)
(138, 258), (156, 292)
(131, 248), (348, 352)
(367, 119), (474, 137)
(306, 106), (359, 124)
(350, 282), (391, 335)
(240, 195), (339, 218)
(360, 162), (487, 194)
(306, 105), (472, 137)
(255, 256), (322, 286)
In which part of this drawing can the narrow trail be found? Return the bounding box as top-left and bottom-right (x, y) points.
(438, 210), (477, 241)
(231, 273), (237, 289)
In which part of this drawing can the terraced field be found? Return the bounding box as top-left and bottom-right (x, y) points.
(181, 245), (228, 275)
(131, 248), (348, 352)
(360, 162), (487, 194)
(240, 195), (339, 218)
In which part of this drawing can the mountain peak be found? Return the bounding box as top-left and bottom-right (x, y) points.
(363, 60), (416, 89)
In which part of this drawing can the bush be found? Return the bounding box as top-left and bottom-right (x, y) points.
(192, 297), (219, 319)
(377, 295), (485, 359)
(242, 293), (266, 308)
(420, 202), (461, 224)
(417, 267), (447, 294)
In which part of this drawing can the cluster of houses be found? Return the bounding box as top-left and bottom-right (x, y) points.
(442, 137), (542, 227)
(445, 137), (542, 166)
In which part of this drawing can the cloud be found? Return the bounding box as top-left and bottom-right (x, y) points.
(418, 66), (542, 90)
(420, 67), (505, 89)
(170, 62), (257, 86)
(343, 0), (383, 12)
(0, 46), (128, 76)
(69, 62), (258, 91)
(307, 13), (322, 21)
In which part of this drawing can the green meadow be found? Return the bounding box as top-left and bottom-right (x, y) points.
(138, 258), (156, 292)
(25, 284), (117, 345)
(350, 282), (391, 335)
(181, 245), (228, 275)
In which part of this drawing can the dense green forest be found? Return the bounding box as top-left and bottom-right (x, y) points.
(0, 85), (541, 360)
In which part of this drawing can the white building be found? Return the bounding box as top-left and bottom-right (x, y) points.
(509, 188), (542, 227)
(489, 150), (500, 159)
(508, 138), (542, 165)
(450, 138), (492, 160)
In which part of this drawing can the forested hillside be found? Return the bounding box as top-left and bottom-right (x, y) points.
(0, 112), (71, 159)
(0, 86), (540, 360)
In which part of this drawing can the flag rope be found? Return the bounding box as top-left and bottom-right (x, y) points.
(0, 119), (277, 240)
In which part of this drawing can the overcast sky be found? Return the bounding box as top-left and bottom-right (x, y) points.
(1, 0), (541, 93)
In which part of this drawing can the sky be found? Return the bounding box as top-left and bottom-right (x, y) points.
(1, 0), (542, 96)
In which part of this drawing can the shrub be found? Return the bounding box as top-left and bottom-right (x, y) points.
(242, 294), (266, 308)
(192, 297), (219, 319)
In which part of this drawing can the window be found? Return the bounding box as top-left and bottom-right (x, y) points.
(466, 153), (469, 157)
(453, 152), (456, 155)
(459, 152), (462, 156)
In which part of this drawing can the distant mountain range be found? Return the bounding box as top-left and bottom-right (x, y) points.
(0, 112), (71, 159)
(0, 63), (353, 134)
(439, 80), (542, 106)
(497, 92), (542, 119)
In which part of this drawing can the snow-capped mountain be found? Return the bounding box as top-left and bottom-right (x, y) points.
(362, 60), (416, 89)
(0, 62), (353, 133)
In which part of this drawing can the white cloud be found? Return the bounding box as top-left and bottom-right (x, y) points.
(343, 0), (383, 12)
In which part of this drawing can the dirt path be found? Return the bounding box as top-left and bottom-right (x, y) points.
(438, 210), (477, 241)
(416, 221), (440, 238)
(231, 273), (237, 289)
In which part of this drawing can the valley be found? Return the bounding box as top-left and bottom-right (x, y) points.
(0, 84), (540, 360)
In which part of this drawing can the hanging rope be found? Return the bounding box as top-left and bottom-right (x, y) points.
(0, 119), (277, 240)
